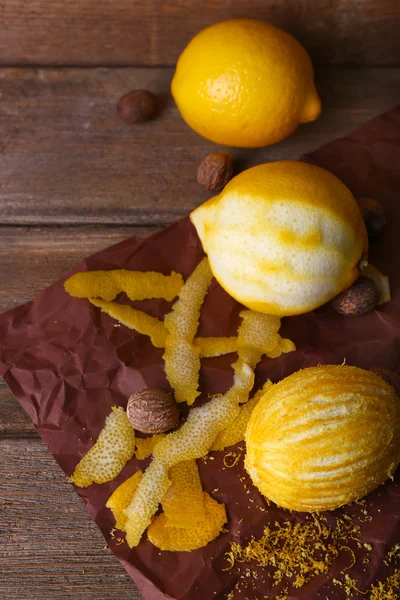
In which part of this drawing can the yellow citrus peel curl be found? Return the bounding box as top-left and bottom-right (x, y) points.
(64, 269), (184, 302)
(148, 492), (227, 552)
(162, 460), (206, 528)
(163, 258), (213, 404)
(70, 407), (135, 488)
(123, 309), (293, 547)
(211, 380), (273, 451)
(106, 470), (143, 530)
(135, 434), (166, 460)
(90, 298), (168, 348)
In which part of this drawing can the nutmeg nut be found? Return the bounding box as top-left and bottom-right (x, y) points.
(369, 366), (400, 397)
(197, 152), (234, 192)
(331, 276), (380, 315)
(127, 388), (179, 434)
(117, 90), (158, 124)
(357, 197), (386, 239)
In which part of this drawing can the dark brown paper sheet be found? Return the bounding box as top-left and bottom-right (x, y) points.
(1, 106), (400, 600)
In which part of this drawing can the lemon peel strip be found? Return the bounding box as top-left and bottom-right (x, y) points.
(70, 407), (135, 488)
(361, 263), (391, 305)
(135, 434), (166, 460)
(194, 336), (237, 357)
(147, 492), (227, 552)
(124, 309), (288, 547)
(106, 470), (143, 530)
(90, 298), (168, 348)
(162, 460), (206, 528)
(64, 269), (184, 302)
(267, 338), (296, 359)
(211, 380), (273, 451)
(163, 258), (213, 404)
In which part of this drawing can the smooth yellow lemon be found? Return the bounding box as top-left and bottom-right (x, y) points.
(171, 19), (321, 148)
(245, 365), (400, 511)
(190, 161), (368, 316)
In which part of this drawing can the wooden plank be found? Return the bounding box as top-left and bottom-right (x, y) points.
(0, 225), (157, 312)
(0, 67), (399, 226)
(0, 0), (399, 67)
(0, 437), (142, 599)
(0, 382), (34, 436)
(0, 225), (157, 437)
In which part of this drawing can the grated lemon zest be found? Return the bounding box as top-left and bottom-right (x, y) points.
(224, 514), (362, 590)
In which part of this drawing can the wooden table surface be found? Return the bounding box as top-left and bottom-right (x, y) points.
(0, 2), (399, 599)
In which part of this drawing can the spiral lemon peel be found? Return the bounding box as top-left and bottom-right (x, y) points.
(194, 336), (237, 357)
(70, 407), (135, 488)
(123, 310), (292, 547)
(64, 269), (184, 302)
(67, 269), (292, 360)
(90, 299), (168, 348)
(135, 434), (166, 460)
(89, 297), (240, 357)
(267, 337), (296, 359)
(148, 492), (227, 552)
(163, 258), (213, 404)
(162, 460), (206, 528)
(106, 470), (143, 530)
(211, 381), (273, 451)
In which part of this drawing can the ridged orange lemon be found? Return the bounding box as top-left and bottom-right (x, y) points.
(190, 161), (368, 316)
(245, 365), (400, 512)
(171, 19), (321, 148)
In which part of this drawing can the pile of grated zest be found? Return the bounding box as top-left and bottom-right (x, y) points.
(224, 514), (365, 592)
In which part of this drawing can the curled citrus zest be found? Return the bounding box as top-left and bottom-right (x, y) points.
(147, 492), (227, 552)
(267, 337), (296, 359)
(162, 460), (206, 528)
(64, 269), (184, 301)
(70, 407), (135, 488)
(361, 263), (391, 304)
(211, 381), (273, 451)
(124, 309), (290, 547)
(163, 338), (201, 405)
(194, 336), (237, 357)
(163, 258), (213, 404)
(135, 434), (166, 460)
(125, 459), (171, 547)
(90, 299), (167, 348)
(106, 470), (143, 530)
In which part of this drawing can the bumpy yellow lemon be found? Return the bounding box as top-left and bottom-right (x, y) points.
(245, 365), (400, 511)
(190, 161), (368, 316)
(171, 19), (321, 148)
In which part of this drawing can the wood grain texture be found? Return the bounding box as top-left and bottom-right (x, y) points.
(0, 67), (399, 226)
(0, 226), (156, 312)
(1, 0), (399, 67)
(0, 438), (141, 599)
(0, 382), (34, 436)
(0, 225), (158, 438)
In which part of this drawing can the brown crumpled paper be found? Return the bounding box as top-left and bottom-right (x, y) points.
(0, 107), (399, 600)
